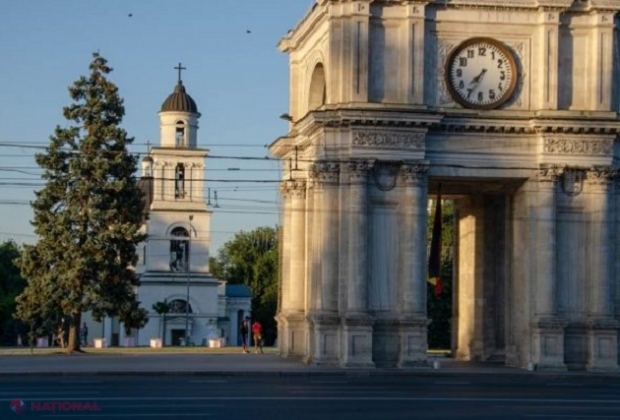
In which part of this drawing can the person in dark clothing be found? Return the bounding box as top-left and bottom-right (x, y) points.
(239, 316), (250, 353)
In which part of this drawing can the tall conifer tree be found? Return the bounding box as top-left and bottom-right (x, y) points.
(15, 53), (148, 353)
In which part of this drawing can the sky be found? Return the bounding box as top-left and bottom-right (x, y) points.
(0, 0), (315, 254)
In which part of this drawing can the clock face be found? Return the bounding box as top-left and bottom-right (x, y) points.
(445, 38), (518, 110)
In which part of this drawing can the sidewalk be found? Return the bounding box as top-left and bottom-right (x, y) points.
(0, 348), (616, 377)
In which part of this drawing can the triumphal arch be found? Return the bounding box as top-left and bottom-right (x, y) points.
(270, 0), (620, 371)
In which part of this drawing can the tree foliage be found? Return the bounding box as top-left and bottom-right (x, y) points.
(427, 199), (455, 350)
(15, 53), (147, 353)
(209, 226), (278, 345)
(0, 240), (26, 346)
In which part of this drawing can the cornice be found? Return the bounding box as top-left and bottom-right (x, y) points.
(278, 1), (329, 53)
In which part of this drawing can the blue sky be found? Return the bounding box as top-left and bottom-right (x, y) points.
(0, 0), (313, 254)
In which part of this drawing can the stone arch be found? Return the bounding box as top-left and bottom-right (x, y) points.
(308, 63), (327, 111)
(175, 120), (187, 146)
(165, 223), (196, 238)
(165, 294), (201, 314)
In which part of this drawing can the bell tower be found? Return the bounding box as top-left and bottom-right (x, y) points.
(139, 63), (212, 275)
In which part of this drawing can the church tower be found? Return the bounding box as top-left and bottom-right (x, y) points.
(135, 64), (219, 346)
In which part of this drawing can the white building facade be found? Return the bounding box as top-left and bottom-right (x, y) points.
(271, 0), (620, 371)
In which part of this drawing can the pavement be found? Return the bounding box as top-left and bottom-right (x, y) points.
(0, 347), (618, 377)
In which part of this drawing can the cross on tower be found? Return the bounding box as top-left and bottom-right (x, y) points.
(174, 63), (187, 82)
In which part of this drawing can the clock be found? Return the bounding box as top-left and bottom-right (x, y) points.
(445, 37), (518, 110)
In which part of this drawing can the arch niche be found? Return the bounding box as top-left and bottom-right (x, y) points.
(308, 63), (326, 111)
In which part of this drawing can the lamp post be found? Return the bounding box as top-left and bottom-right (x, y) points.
(184, 215), (193, 346)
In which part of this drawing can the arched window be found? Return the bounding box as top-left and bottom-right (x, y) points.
(308, 63), (326, 111)
(168, 299), (192, 314)
(175, 164), (185, 199)
(175, 121), (186, 146)
(169, 227), (189, 272)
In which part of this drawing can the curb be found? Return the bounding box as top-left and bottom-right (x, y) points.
(1, 369), (619, 379)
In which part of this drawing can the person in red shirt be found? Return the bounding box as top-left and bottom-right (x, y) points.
(251, 320), (263, 354)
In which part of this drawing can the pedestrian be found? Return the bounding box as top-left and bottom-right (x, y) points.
(81, 322), (88, 346)
(57, 318), (66, 348)
(252, 320), (263, 354)
(17, 334), (23, 347)
(239, 316), (250, 353)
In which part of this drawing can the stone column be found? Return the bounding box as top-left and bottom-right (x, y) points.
(276, 181), (292, 355)
(585, 168), (618, 371)
(398, 162), (430, 366)
(308, 162), (340, 365)
(531, 166), (567, 371)
(405, 3), (426, 105)
(537, 10), (560, 109)
(285, 180), (307, 356)
(342, 160), (374, 367)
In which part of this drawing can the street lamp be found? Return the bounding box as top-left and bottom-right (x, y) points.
(184, 214), (193, 346)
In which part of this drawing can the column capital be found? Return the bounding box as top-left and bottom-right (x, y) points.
(586, 166), (616, 188)
(537, 164), (562, 184)
(311, 161), (340, 184)
(347, 160), (371, 183)
(281, 179), (307, 199)
(400, 161), (429, 185)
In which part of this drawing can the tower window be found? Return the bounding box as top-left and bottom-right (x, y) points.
(175, 164), (185, 199)
(175, 121), (186, 146)
(170, 227), (189, 272)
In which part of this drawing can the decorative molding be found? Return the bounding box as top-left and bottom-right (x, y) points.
(437, 39), (456, 106)
(352, 131), (425, 149)
(347, 160), (370, 183)
(372, 161), (401, 192)
(287, 180), (307, 199)
(538, 164), (563, 183)
(311, 162), (340, 184)
(543, 138), (613, 156)
(586, 166), (616, 186)
(400, 161), (430, 185)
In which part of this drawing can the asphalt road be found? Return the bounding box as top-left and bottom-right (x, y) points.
(2, 374), (620, 419)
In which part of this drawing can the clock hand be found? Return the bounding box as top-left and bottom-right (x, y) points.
(469, 68), (488, 85)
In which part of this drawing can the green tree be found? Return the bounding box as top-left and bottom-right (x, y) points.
(15, 53), (147, 353)
(0, 240), (26, 345)
(427, 199), (455, 350)
(209, 226), (278, 345)
(152, 300), (170, 346)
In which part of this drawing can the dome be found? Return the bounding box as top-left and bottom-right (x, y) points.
(160, 81), (198, 113)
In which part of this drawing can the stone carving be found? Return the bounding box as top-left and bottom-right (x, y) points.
(436, 39), (455, 106)
(538, 165), (562, 183)
(400, 162), (429, 184)
(288, 180), (307, 198)
(352, 132), (424, 149)
(587, 166), (616, 186)
(280, 180), (307, 199)
(543, 138), (613, 155)
(311, 162), (340, 184)
(372, 161), (401, 191)
(505, 41), (526, 108)
(347, 160), (370, 183)
(560, 167), (586, 197)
